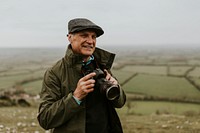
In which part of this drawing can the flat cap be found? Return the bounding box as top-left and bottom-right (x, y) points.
(68, 18), (104, 37)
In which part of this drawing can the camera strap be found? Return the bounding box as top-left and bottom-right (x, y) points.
(81, 56), (100, 76)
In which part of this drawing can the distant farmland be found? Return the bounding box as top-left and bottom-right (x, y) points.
(0, 46), (200, 132)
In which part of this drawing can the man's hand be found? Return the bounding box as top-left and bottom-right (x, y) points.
(73, 72), (96, 100)
(104, 69), (118, 85)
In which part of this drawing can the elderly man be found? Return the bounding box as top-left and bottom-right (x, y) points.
(37, 18), (126, 133)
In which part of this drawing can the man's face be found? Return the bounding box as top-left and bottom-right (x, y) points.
(68, 30), (97, 57)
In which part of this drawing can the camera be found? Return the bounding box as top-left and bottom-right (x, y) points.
(85, 68), (120, 100)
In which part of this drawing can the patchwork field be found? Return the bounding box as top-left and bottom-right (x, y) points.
(0, 46), (200, 132)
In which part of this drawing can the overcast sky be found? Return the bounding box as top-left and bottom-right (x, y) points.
(0, 0), (200, 48)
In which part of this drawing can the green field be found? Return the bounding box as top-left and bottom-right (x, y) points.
(169, 66), (192, 76)
(188, 67), (200, 77)
(119, 101), (200, 115)
(123, 74), (200, 100)
(190, 77), (200, 87)
(120, 65), (167, 75)
(112, 70), (136, 84)
(22, 80), (43, 95)
(0, 70), (45, 89)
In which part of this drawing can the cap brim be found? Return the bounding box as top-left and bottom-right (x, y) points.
(70, 26), (104, 37)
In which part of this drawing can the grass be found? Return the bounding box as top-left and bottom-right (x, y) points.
(123, 74), (200, 100)
(119, 101), (200, 115)
(190, 77), (200, 87)
(0, 106), (45, 132)
(112, 70), (136, 84)
(119, 112), (200, 133)
(0, 104), (199, 133)
(118, 101), (200, 132)
(188, 67), (200, 77)
(169, 66), (192, 76)
(0, 69), (30, 77)
(121, 65), (167, 75)
(22, 80), (43, 95)
(0, 70), (45, 89)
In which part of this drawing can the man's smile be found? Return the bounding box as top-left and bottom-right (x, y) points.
(83, 45), (93, 48)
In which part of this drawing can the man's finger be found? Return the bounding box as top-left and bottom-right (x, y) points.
(104, 69), (111, 80)
(80, 72), (96, 81)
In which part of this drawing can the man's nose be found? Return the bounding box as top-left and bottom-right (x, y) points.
(86, 36), (95, 44)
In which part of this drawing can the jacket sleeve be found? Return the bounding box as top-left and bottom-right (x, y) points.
(108, 69), (126, 108)
(37, 69), (84, 130)
(111, 84), (126, 108)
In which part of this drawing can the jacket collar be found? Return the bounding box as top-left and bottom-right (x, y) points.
(64, 44), (115, 69)
(64, 45), (83, 67)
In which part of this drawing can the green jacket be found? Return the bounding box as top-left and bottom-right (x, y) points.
(37, 45), (126, 133)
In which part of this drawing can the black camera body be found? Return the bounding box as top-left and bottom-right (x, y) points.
(89, 68), (120, 100)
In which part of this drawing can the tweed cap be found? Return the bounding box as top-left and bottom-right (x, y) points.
(68, 18), (104, 37)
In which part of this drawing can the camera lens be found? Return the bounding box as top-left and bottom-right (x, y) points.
(106, 84), (120, 100)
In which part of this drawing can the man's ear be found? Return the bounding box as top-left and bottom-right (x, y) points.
(67, 34), (72, 43)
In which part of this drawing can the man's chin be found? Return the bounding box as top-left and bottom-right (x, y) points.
(83, 53), (93, 57)
(82, 50), (94, 56)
